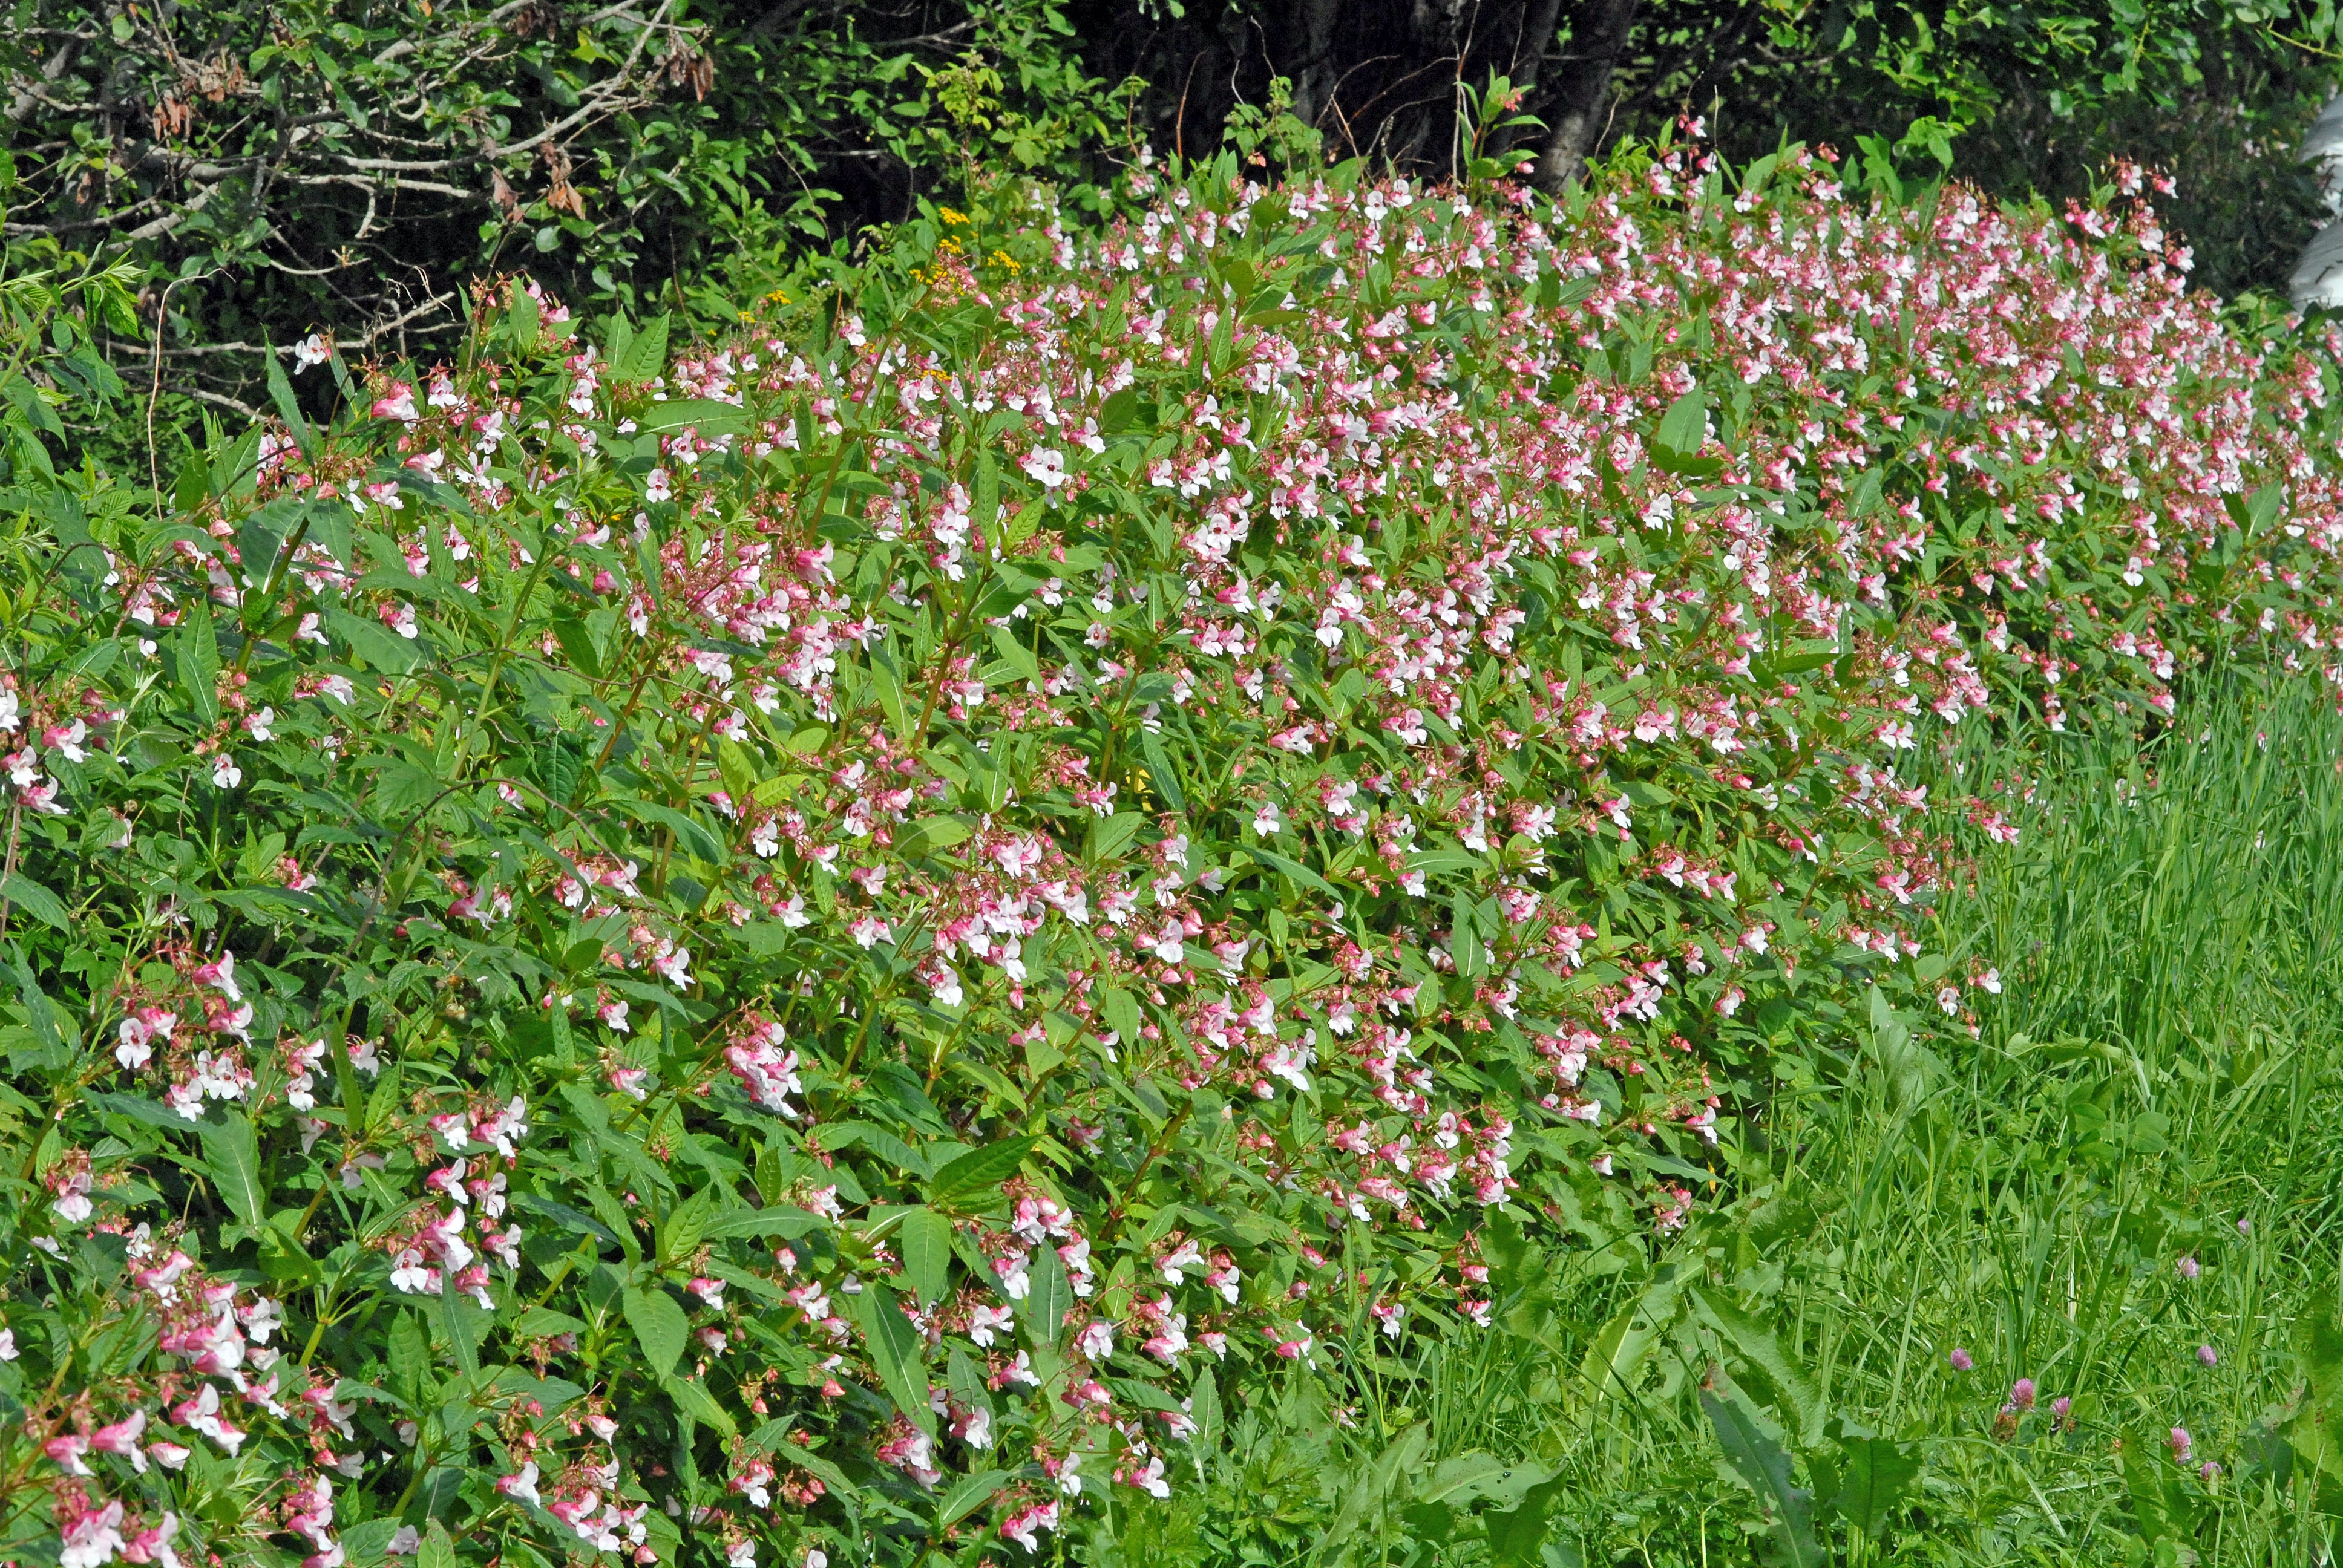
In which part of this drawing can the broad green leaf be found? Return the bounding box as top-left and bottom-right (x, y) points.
(551, 614), (603, 679)
(703, 1206), (826, 1240)
(1486, 1472), (1568, 1567)
(899, 1206), (953, 1305)
(1691, 1286), (1826, 1446)
(614, 313), (669, 382)
(326, 607), (421, 674)
(1138, 728), (1185, 813)
(1701, 1382), (1825, 1568)
(439, 1275), (480, 1376)
(896, 815), (974, 858)
(1655, 382), (1707, 457)
(1578, 1272), (1683, 1403)
(937, 1468), (1010, 1527)
(179, 598), (220, 720)
(0, 874), (67, 932)
(622, 1286), (689, 1377)
(1244, 844), (1340, 901)
(662, 1373), (736, 1436)
(1088, 810), (1146, 863)
(1024, 1236), (1072, 1347)
(927, 1136), (1038, 1204)
(623, 801), (728, 865)
(418, 1521), (455, 1568)
(1829, 1434), (1921, 1538)
(1320, 1425), (1427, 1554)
(853, 1282), (934, 1434)
(197, 1111), (266, 1229)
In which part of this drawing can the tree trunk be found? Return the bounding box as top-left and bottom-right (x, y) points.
(1533, 0), (1639, 192)
(1285, 0), (1347, 139)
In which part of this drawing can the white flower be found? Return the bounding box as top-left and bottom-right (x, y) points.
(1021, 448), (1069, 488)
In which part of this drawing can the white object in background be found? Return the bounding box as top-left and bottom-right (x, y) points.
(2292, 94), (2343, 307)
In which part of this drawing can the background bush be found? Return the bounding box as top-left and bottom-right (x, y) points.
(5, 129), (2343, 1566)
(13, 0), (2339, 445)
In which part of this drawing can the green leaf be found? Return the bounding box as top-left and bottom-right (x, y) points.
(551, 614), (603, 679)
(1099, 986), (1142, 1046)
(511, 1192), (624, 1249)
(899, 1206), (954, 1306)
(1244, 844), (1340, 901)
(1829, 1434), (1921, 1538)
(418, 1521), (454, 1568)
(1138, 728), (1185, 813)
(1701, 1380), (1825, 1568)
(326, 607), (422, 673)
(614, 314), (669, 382)
(662, 1373), (736, 1436)
(936, 1468), (1010, 1527)
(927, 1136), (1038, 1204)
(197, 1111), (266, 1229)
(1655, 382), (1707, 458)
(623, 801), (728, 865)
(853, 1282), (934, 1434)
(1691, 1286), (1826, 1446)
(1024, 1237), (1072, 1347)
(510, 1307), (588, 1339)
(1088, 811), (1146, 863)
(1321, 1425), (1427, 1555)
(179, 598), (221, 720)
(1486, 1472), (1568, 1567)
(1578, 1272), (1683, 1403)
(896, 815), (974, 858)
(439, 1273), (480, 1376)
(768, 1436), (852, 1497)
(702, 1206), (825, 1240)
(622, 1286), (689, 1378)
(264, 344), (314, 459)
(0, 874), (67, 932)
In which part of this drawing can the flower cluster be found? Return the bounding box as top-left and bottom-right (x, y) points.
(1, 140), (2339, 1567)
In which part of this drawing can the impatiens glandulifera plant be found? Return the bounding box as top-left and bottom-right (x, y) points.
(1, 140), (2341, 1567)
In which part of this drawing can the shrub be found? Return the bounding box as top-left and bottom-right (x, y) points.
(2, 143), (2341, 1567)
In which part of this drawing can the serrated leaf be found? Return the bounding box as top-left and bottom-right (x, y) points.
(0, 874), (67, 932)
(928, 1137), (1038, 1204)
(623, 801), (727, 865)
(614, 313), (667, 383)
(899, 1206), (952, 1306)
(264, 345), (313, 460)
(703, 1206), (825, 1240)
(1692, 1286), (1825, 1446)
(1025, 1236), (1072, 1347)
(622, 1286), (689, 1377)
(1138, 728), (1185, 813)
(662, 1372), (736, 1436)
(1830, 1435), (1921, 1538)
(937, 1467), (1011, 1527)
(853, 1282), (934, 1434)
(1702, 1381), (1825, 1568)
(1656, 382), (1706, 458)
(325, 607), (421, 674)
(197, 1111), (266, 1229)
(440, 1273), (480, 1376)
(551, 614), (603, 679)
(178, 598), (220, 720)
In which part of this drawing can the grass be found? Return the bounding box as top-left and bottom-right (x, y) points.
(1076, 675), (2343, 1567)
